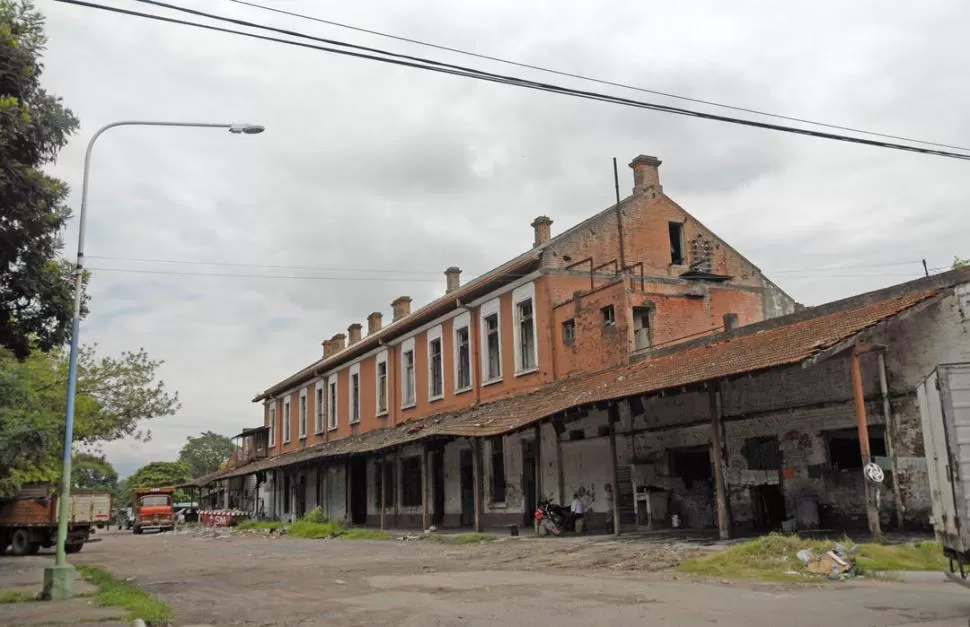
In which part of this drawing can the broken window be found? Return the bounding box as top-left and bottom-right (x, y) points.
(601, 305), (615, 327)
(350, 372), (360, 424)
(669, 221), (685, 265)
(429, 337), (443, 398)
(516, 298), (537, 372)
(742, 436), (782, 470)
(403, 349), (416, 406)
(826, 427), (887, 471)
(633, 306), (653, 350)
(485, 313), (501, 380)
(376, 359), (388, 414)
(562, 319), (576, 345)
(456, 326), (471, 390)
(401, 457), (422, 507)
(669, 446), (712, 489)
(490, 437), (506, 503)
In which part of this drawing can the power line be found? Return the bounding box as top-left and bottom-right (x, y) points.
(56, 0), (970, 162)
(223, 0), (970, 154)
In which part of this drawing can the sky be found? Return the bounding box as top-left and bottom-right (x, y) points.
(38, 0), (970, 477)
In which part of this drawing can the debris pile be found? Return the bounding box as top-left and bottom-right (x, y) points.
(796, 543), (860, 580)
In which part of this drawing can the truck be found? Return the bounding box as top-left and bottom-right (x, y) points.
(130, 487), (176, 534)
(917, 363), (970, 585)
(0, 483), (109, 556)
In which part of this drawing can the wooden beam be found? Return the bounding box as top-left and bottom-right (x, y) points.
(471, 439), (484, 532)
(709, 384), (732, 540)
(851, 345), (882, 538)
(552, 418), (565, 504)
(608, 403), (621, 536)
(421, 444), (429, 531)
(380, 455), (387, 530)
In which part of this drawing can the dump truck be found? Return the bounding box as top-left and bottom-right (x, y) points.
(917, 362), (970, 586)
(0, 483), (108, 555)
(130, 487), (176, 534)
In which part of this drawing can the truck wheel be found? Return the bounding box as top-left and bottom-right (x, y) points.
(10, 529), (38, 556)
(65, 543), (83, 554)
(132, 526), (143, 535)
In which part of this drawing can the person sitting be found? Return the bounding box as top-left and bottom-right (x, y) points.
(567, 493), (585, 532)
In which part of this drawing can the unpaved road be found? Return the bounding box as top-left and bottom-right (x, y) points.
(23, 529), (970, 625)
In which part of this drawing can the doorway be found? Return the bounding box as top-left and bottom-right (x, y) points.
(295, 473), (306, 518)
(459, 449), (474, 527)
(750, 485), (787, 531)
(350, 457), (368, 525)
(431, 448), (445, 526)
(521, 438), (537, 526)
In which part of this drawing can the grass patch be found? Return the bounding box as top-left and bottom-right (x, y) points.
(340, 528), (392, 540)
(235, 519), (287, 531)
(425, 532), (497, 544)
(678, 534), (948, 582)
(0, 590), (35, 604)
(76, 565), (171, 624)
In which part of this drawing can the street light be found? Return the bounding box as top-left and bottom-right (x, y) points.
(43, 120), (265, 601)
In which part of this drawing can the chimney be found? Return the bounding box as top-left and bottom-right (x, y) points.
(367, 312), (383, 335)
(347, 323), (362, 345)
(628, 155), (662, 195)
(330, 333), (346, 352)
(531, 216), (553, 248)
(722, 313), (739, 332)
(445, 266), (462, 294)
(321, 339), (333, 359)
(391, 296), (412, 322)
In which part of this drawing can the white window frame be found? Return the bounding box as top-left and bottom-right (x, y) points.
(349, 363), (361, 424)
(282, 397), (291, 443)
(327, 375), (338, 431)
(268, 402), (276, 447)
(512, 282), (538, 375)
(480, 298), (502, 384)
(401, 337), (416, 408)
(298, 388), (308, 439)
(314, 380), (325, 434)
(453, 311), (472, 393)
(376, 350), (389, 417)
(427, 325), (444, 401)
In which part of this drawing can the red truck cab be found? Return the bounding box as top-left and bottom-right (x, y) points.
(131, 487), (175, 534)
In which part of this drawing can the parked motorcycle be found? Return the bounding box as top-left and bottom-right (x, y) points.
(534, 499), (570, 536)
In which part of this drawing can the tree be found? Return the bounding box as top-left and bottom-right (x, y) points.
(126, 461), (191, 502)
(954, 256), (969, 270)
(179, 431), (234, 479)
(0, 0), (83, 360)
(72, 453), (117, 491)
(0, 344), (180, 495)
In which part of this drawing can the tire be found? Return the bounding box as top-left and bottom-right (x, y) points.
(65, 543), (83, 554)
(10, 529), (37, 556)
(133, 526), (143, 535)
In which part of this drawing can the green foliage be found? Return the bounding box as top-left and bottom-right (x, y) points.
(0, 590), (35, 603)
(0, 345), (179, 496)
(854, 540), (947, 572)
(235, 519), (284, 531)
(0, 0), (83, 360)
(72, 452), (117, 491)
(76, 564), (172, 623)
(302, 505), (327, 524)
(954, 256), (969, 270)
(178, 430), (234, 479)
(237, 508), (392, 540)
(126, 461), (191, 502)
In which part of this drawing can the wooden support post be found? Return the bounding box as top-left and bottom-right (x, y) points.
(380, 455), (387, 530)
(552, 417), (565, 505)
(471, 438), (484, 532)
(851, 346), (882, 538)
(608, 403), (622, 536)
(421, 444), (429, 532)
(709, 383), (732, 540)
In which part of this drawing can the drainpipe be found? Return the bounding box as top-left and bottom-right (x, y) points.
(877, 350), (906, 529)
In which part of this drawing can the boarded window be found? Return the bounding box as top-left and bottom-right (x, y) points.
(401, 457), (422, 507)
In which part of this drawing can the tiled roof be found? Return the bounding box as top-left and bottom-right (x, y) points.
(206, 289), (937, 484)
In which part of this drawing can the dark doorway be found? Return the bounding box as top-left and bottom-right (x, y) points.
(350, 457), (368, 525)
(295, 473), (306, 518)
(521, 438), (537, 526)
(282, 474), (291, 515)
(750, 485), (787, 531)
(460, 449), (474, 527)
(431, 449), (445, 526)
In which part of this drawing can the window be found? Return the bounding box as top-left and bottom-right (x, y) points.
(827, 427), (886, 471)
(268, 404), (276, 446)
(483, 313), (501, 381)
(402, 339), (416, 407)
(327, 377), (338, 430)
(314, 381), (324, 433)
(562, 319), (576, 345)
(515, 300), (536, 372)
(429, 337), (443, 399)
(455, 313), (472, 391)
(401, 457), (422, 507)
(374, 459), (397, 508)
(376, 352), (388, 415)
(298, 389), (307, 438)
(350, 368), (360, 424)
(633, 306), (653, 350)
(282, 398), (291, 442)
(601, 305), (615, 327)
(670, 446), (711, 489)
(669, 221), (685, 265)
(489, 437), (506, 503)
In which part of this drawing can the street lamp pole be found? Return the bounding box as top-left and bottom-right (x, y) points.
(43, 120), (265, 601)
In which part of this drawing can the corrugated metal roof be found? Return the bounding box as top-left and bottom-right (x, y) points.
(205, 289), (936, 484)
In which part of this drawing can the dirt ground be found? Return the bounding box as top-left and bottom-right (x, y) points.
(10, 528), (970, 626)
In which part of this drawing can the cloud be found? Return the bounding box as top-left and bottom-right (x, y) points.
(35, 0), (970, 476)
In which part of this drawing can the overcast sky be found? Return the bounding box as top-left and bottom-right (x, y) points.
(39, 0), (970, 477)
